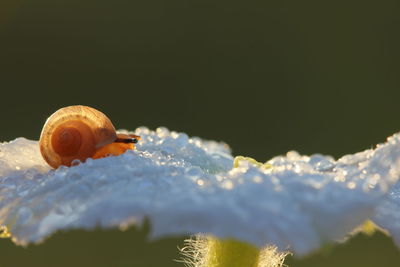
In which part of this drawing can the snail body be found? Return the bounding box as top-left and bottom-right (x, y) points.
(39, 105), (139, 168)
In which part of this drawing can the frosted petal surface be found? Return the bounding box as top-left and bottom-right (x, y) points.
(1, 128), (400, 255)
(372, 181), (400, 246)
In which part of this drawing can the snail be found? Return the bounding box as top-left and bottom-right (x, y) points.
(39, 105), (140, 168)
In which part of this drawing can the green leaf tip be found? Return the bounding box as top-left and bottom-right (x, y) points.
(0, 225), (11, 238)
(233, 156), (272, 169)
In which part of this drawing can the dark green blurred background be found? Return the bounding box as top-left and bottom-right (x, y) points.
(1, 0), (400, 266)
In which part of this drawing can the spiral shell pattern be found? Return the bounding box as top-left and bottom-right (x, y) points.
(39, 105), (118, 168)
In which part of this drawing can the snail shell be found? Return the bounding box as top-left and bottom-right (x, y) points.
(39, 105), (118, 168)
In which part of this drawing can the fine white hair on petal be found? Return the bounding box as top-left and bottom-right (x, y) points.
(1, 128), (400, 256)
(178, 235), (209, 267)
(258, 246), (290, 267)
(177, 235), (289, 267)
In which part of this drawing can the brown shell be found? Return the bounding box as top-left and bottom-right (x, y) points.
(39, 105), (118, 168)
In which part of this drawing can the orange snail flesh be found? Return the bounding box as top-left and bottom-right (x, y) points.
(39, 105), (140, 168)
(93, 134), (141, 159)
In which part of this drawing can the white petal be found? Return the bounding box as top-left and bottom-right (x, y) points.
(1, 128), (400, 256)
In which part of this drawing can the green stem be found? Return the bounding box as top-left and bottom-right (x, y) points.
(205, 236), (260, 267)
